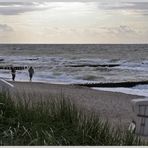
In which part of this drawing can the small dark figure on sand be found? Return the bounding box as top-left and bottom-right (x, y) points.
(28, 66), (34, 81)
(11, 66), (16, 81)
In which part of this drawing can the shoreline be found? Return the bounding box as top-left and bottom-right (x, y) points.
(7, 79), (148, 97)
(8, 80), (146, 97)
(6, 80), (144, 128)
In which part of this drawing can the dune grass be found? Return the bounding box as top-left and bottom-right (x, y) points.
(0, 91), (146, 146)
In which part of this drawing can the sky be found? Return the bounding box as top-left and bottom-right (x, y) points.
(0, 0), (148, 43)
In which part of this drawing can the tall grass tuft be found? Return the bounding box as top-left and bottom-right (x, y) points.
(0, 91), (146, 145)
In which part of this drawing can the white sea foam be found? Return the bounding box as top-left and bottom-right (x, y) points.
(0, 57), (148, 84)
(116, 61), (148, 72)
(92, 85), (148, 97)
(0, 44), (148, 89)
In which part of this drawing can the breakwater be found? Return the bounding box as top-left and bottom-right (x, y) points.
(76, 80), (148, 88)
(0, 66), (28, 70)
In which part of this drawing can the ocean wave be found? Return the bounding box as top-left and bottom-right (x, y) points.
(0, 44), (148, 86)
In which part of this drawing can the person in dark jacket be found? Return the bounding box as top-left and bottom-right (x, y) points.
(28, 66), (34, 81)
(11, 66), (16, 81)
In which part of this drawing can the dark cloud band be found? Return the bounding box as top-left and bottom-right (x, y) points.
(105, 2), (148, 10)
(0, 1), (53, 15)
(0, 1), (148, 16)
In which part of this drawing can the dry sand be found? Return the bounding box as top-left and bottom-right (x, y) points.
(8, 81), (144, 128)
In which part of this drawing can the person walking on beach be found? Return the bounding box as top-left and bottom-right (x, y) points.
(28, 66), (34, 82)
(11, 66), (16, 81)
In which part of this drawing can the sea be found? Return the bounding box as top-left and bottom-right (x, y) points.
(0, 44), (148, 97)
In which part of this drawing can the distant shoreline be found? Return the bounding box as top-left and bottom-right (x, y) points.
(0, 43), (148, 45)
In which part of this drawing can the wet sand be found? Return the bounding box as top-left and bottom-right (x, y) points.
(8, 81), (144, 128)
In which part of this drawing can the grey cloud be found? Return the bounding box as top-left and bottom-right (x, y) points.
(0, 0), (99, 2)
(0, 1), (96, 15)
(109, 2), (148, 10)
(100, 2), (148, 15)
(0, 24), (13, 32)
(1, 1), (148, 16)
(98, 1), (148, 16)
(0, 1), (53, 15)
(0, 0), (148, 2)
(100, 25), (136, 35)
(0, 2), (31, 6)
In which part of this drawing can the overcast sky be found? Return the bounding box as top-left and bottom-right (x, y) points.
(0, 0), (148, 43)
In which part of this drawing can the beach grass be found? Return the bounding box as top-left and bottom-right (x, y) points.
(0, 91), (146, 146)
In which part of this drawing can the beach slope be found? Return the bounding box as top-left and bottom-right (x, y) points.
(9, 81), (144, 128)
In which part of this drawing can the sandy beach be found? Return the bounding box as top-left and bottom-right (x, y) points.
(6, 81), (144, 129)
